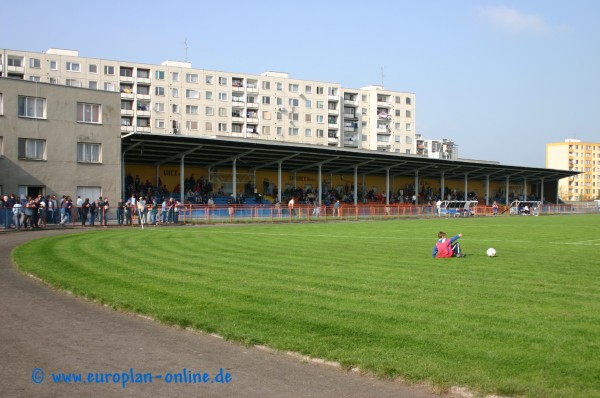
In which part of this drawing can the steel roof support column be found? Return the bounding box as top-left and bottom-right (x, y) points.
(540, 177), (545, 203)
(180, 155), (185, 203)
(156, 165), (160, 193)
(278, 161), (283, 204)
(318, 164), (323, 206)
(353, 166), (358, 206)
(464, 174), (468, 201)
(505, 176), (510, 205)
(385, 168), (390, 205)
(440, 172), (445, 200)
(523, 177), (528, 200)
(232, 157), (237, 199)
(414, 170), (419, 205)
(485, 175), (490, 205)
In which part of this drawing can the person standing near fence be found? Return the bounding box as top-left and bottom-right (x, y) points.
(492, 201), (499, 216)
(116, 198), (125, 225)
(81, 198), (90, 226)
(288, 197), (295, 216)
(101, 197), (110, 226)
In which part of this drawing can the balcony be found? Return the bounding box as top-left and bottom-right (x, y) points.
(246, 102), (259, 109)
(343, 99), (358, 106)
(343, 113), (358, 119)
(328, 95), (339, 101)
(232, 96), (245, 104)
(328, 108), (338, 115)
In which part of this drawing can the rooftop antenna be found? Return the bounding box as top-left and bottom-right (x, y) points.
(184, 38), (188, 62)
(380, 67), (385, 88)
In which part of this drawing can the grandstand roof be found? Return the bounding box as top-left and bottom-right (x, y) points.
(121, 133), (578, 183)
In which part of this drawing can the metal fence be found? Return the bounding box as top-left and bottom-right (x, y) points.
(1, 202), (599, 229)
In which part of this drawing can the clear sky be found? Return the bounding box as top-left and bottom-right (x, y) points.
(2, 0), (599, 167)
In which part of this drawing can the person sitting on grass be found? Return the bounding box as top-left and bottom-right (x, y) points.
(432, 231), (465, 258)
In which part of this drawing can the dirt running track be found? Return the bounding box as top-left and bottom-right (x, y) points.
(1, 229), (456, 398)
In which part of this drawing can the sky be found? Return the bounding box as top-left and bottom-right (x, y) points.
(2, 0), (599, 167)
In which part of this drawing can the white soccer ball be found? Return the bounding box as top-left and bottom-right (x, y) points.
(486, 248), (497, 257)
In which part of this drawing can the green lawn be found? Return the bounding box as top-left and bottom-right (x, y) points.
(13, 215), (600, 398)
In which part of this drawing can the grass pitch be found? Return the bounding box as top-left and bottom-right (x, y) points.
(13, 214), (600, 397)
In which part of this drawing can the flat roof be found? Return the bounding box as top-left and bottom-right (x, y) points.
(121, 133), (578, 183)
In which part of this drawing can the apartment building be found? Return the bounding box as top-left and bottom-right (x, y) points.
(0, 48), (416, 153)
(415, 134), (458, 160)
(546, 139), (600, 201)
(0, 77), (121, 201)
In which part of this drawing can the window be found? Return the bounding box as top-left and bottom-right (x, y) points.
(395, 96), (401, 103)
(29, 58), (41, 68)
(171, 88), (179, 97)
(49, 60), (58, 70)
(305, 85), (312, 94)
(137, 69), (150, 79)
(88, 81), (98, 90)
(288, 128), (299, 136)
(206, 75), (213, 84)
(0, 93), (3, 115)
(305, 129), (312, 137)
(89, 64), (98, 73)
(121, 101), (132, 111)
(18, 96), (46, 119)
(316, 87), (324, 95)
(406, 136), (412, 144)
(288, 98), (299, 107)
(103, 82), (116, 92)
(155, 87), (165, 96)
(171, 72), (179, 81)
(205, 91), (213, 100)
(18, 138), (46, 160)
(29, 76), (41, 82)
(262, 111), (271, 120)
(305, 114), (312, 122)
(218, 77), (227, 86)
(104, 65), (115, 75)
(232, 124), (242, 133)
(155, 70), (165, 80)
(137, 85), (149, 95)
(119, 67), (132, 77)
(406, 123), (411, 131)
(316, 115), (324, 123)
(277, 112), (282, 121)
(155, 103), (165, 112)
(186, 89), (200, 99)
(289, 83), (299, 92)
(218, 107), (227, 117)
(406, 110), (411, 118)
(7, 56), (23, 67)
(362, 94), (368, 102)
(276, 82), (283, 91)
(186, 105), (199, 115)
(395, 110), (401, 117)
(277, 127), (283, 136)
(205, 106), (214, 116)
(186, 73), (198, 83)
(172, 104), (179, 113)
(66, 79), (81, 87)
(262, 81), (271, 90)
(317, 101), (324, 109)
(262, 96), (271, 105)
(218, 92), (228, 101)
(66, 62), (80, 72)
(49, 77), (58, 84)
(137, 118), (150, 127)
(406, 97), (412, 105)
(290, 113), (299, 121)
(218, 123), (227, 132)
(77, 103), (101, 123)
(305, 99), (312, 108)
(186, 121), (199, 130)
(77, 143), (101, 163)
(317, 129), (324, 137)
(156, 119), (165, 129)
(262, 126), (270, 135)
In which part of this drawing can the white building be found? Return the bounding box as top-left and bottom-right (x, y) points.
(546, 139), (600, 201)
(0, 48), (416, 154)
(415, 134), (458, 160)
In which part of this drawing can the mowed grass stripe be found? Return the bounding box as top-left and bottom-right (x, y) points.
(13, 215), (600, 398)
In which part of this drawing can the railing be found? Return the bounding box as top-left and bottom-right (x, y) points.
(1, 203), (598, 230)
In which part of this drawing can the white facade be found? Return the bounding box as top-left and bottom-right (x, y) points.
(546, 139), (600, 201)
(0, 48), (416, 154)
(415, 134), (458, 160)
